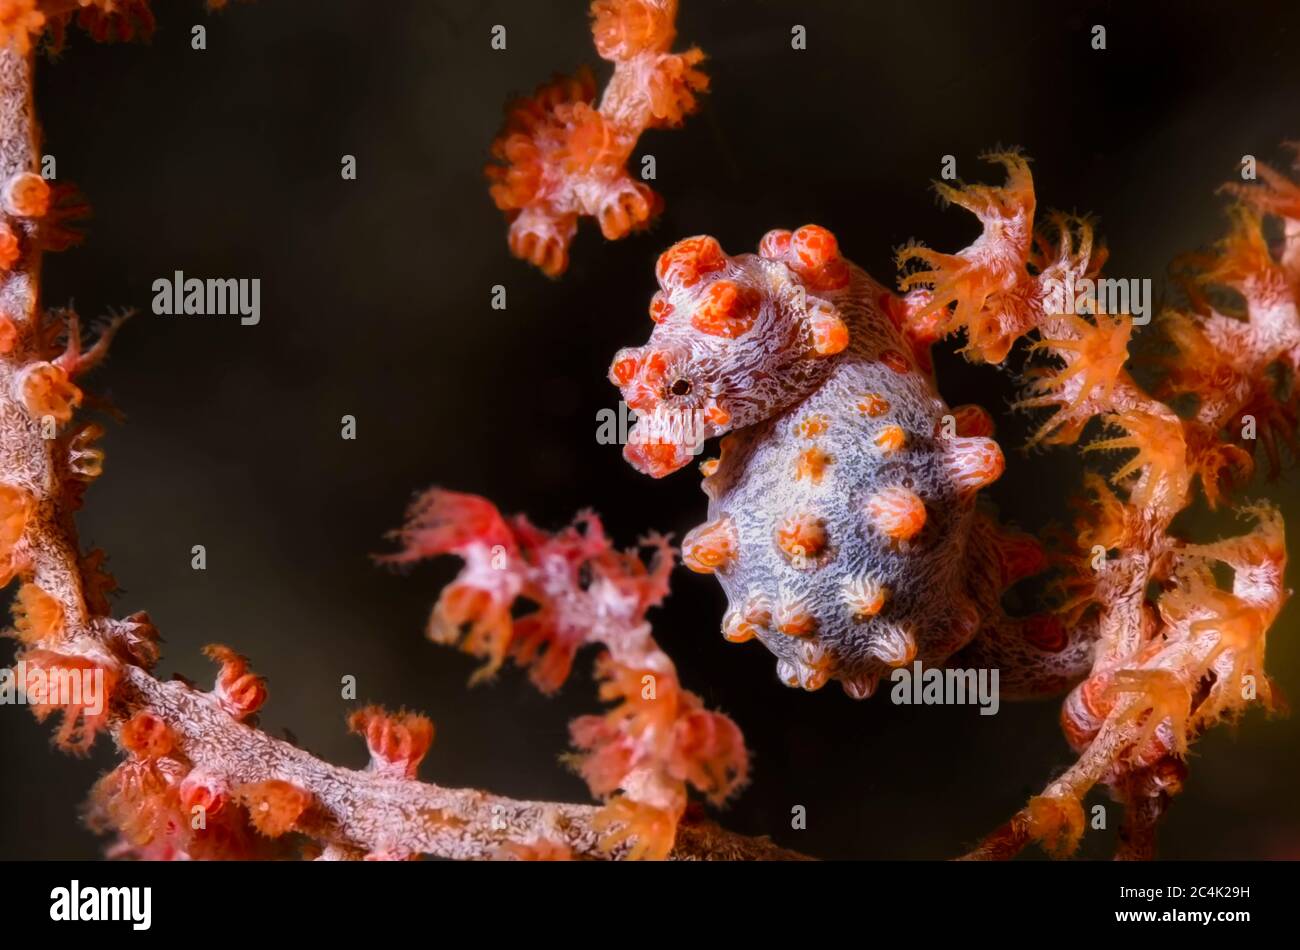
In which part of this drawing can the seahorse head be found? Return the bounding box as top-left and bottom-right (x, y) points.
(609, 227), (854, 477)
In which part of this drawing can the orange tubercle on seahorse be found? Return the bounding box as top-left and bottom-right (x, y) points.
(866, 486), (927, 541)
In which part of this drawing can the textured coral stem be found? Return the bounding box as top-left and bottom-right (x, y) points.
(114, 662), (805, 861)
(0, 45), (89, 633)
(3, 36), (796, 862)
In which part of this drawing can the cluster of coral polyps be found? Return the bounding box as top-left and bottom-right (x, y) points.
(1, 4), (777, 864)
(0, 0), (227, 51)
(0, 20), (313, 858)
(0, 137), (130, 764)
(485, 0), (707, 276)
(382, 489), (749, 859)
(612, 149), (1296, 858)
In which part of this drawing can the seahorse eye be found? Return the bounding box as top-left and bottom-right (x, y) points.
(670, 378), (693, 397)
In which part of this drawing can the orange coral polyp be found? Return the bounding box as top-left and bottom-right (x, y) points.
(0, 0), (45, 56)
(4, 170), (49, 217)
(1192, 591), (1269, 669)
(349, 705), (436, 779)
(0, 312), (16, 353)
(1199, 206), (1279, 290)
(647, 48), (708, 126)
(203, 644), (267, 720)
(20, 362), (82, 424)
(593, 795), (679, 860)
(89, 759), (184, 857)
(1025, 794), (1085, 857)
(13, 581), (64, 644)
(0, 221), (20, 270)
(896, 153), (1038, 363)
(1226, 155), (1300, 221)
(1104, 669), (1192, 758)
(1089, 410), (1190, 512)
(178, 773), (226, 819)
(119, 710), (175, 760)
(591, 0), (677, 60)
(560, 102), (623, 175)
(238, 780), (312, 838)
(0, 481), (32, 549)
(20, 649), (120, 754)
(943, 406), (992, 441)
(670, 705), (748, 803)
(432, 582), (514, 678)
(1022, 312), (1133, 444)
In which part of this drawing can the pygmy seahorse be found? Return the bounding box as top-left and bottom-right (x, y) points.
(608, 226), (1018, 697)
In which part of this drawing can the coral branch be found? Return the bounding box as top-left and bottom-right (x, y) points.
(0, 11), (790, 863)
(486, 0), (707, 275)
(905, 150), (1297, 860)
(87, 659), (802, 860)
(380, 488), (750, 859)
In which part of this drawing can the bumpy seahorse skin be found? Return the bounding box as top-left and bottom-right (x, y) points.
(609, 226), (1007, 696)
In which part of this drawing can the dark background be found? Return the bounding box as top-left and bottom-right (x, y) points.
(2, 0), (1298, 859)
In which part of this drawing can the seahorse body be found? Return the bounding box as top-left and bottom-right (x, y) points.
(609, 227), (1005, 697)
